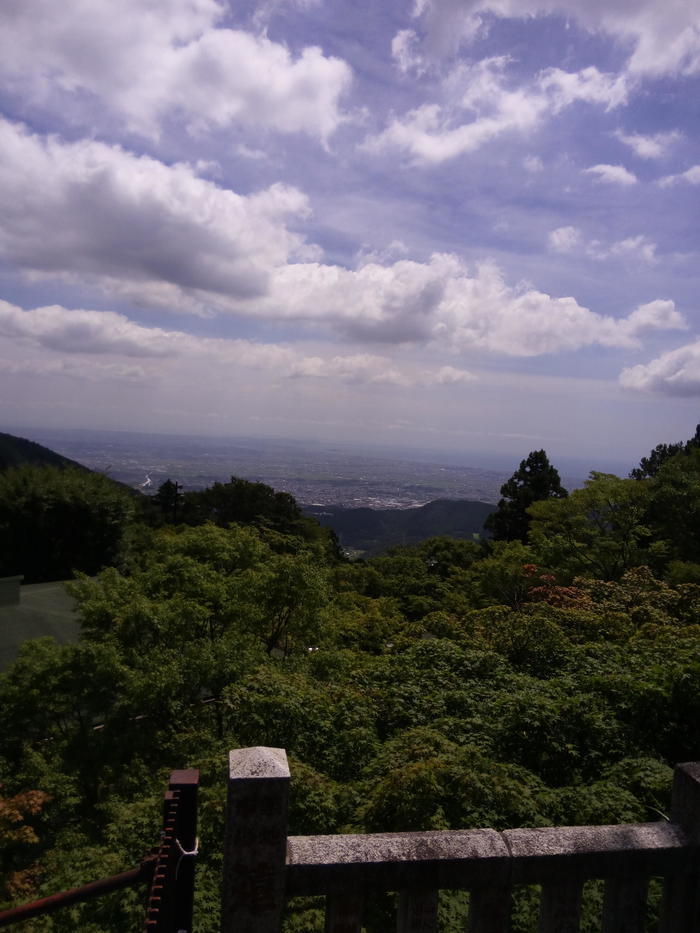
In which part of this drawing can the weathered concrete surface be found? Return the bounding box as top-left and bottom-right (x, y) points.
(286, 822), (695, 895)
(222, 748), (290, 933)
(229, 746), (290, 781)
(505, 823), (690, 883)
(221, 752), (700, 931)
(286, 829), (509, 895)
(670, 762), (700, 841)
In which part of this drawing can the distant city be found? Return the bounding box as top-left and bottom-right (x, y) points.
(8, 426), (590, 509)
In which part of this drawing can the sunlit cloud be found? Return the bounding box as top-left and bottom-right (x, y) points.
(620, 340), (700, 396)
(549, 228), (657, 264)
(583, 163), (638, 185)
(658, 165), (700, 188)
(614, 129), (681, 159)
(0, 0), (352, 142)
(365, 58), (627, 164)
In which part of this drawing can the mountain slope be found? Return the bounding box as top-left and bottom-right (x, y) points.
(304, 498), (496, 554)
(0, 432), (89, 473)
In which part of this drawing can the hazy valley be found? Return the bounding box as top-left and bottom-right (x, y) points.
(19, 427), (510, 507)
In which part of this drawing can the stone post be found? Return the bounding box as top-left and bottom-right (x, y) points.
(221, 747), (290, 933)
(0, 575), (23, 606)
(659, 762), (700, 932)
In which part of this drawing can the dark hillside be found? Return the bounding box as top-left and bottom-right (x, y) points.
(0, 432), (88, 473)
(304, 497), (495, 554)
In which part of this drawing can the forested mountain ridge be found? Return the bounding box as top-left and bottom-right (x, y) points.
(0, 431), (87, 473)
(304, 498), (495, 554)
(2, 430), (700, 929)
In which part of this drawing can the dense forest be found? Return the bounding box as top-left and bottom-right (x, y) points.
(2, 431), (700, 930)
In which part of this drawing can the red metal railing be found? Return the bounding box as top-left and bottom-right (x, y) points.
(144, 769), (200, 931)
(0, 768), (199, 932)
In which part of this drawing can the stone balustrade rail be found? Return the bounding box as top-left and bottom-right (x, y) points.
(221, 747), (700, 932)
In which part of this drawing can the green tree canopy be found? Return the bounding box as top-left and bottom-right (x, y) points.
(181, 476), (303, 533)
(646, 446), (700, 563)
(630, 423), (700, 480)
(151, 478), (184, 524)
(528, 472), (652, 581)
(8, 432), (700, 931)
(0, 465), (134, 582)
(484, 450), (567, 543)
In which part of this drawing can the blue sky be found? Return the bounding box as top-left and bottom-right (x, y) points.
(0, 0), (699, 468)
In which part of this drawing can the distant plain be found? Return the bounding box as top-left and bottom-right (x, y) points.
(8, 426), (591, 510)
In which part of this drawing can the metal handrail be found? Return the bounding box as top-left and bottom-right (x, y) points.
(0, 768), (199, 932)
(0, 858), (156, 928)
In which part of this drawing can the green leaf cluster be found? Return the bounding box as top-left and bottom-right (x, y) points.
(3, 440), (700, 930)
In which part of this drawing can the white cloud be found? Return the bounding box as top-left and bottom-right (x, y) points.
(356, 240), (411, 267)
(0, 122), (684, 364)
(614, 129), (681, 159)
(365, 58), (626, 164)
(548, 228), (657, 264)
(658, 165), (700, 188)
(0, 299), (305, 368)
(583, 163), (638, 185)
(0, 298), (484, 394)
(164, 32), (352, 142)
(549, 226), (582, 253)
(0, 300), (180, 357)
(0, 298), (421, 387)
(586, 235), (657, 263)
(616, 299), (687, 337)
(0, 118), (316, 313)
(523, 155), (544, 173)
(0, 0), (352, 141)
(538, 66), (628, 110)
(403, 0), (700, 78)
(392, 29), (425, 74)
(430, 365), (477, 384)
(258, 255), (686, 355)
(620, 340), (700, 396)
(606, 236), (657, 263)
(7, 253), (682, 366)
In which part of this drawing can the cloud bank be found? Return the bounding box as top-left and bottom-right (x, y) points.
(0, 297), (481, 390)
(0, 117), (686, 365)
(0, 118), (317, 313)
(0, 0), (352, 141)
(620, 341), (700, 396)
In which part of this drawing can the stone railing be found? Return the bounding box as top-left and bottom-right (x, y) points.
(221, 747), (700, 932)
